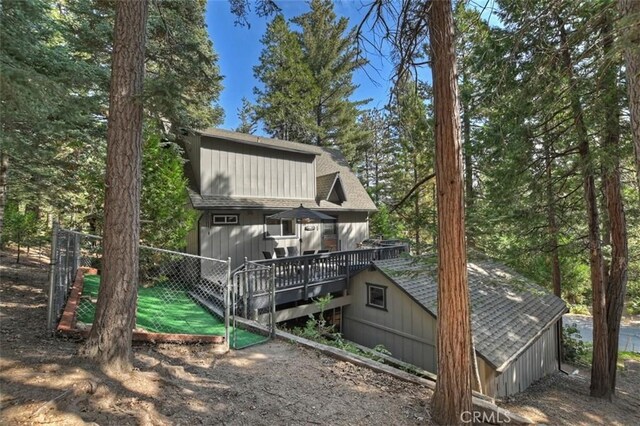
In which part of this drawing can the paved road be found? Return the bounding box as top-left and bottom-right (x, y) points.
(564, 314), (640, 353)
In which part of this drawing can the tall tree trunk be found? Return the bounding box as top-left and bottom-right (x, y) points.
(428, 1), (473, 424)
(601, 10), (628, 393)
(462, 74), (474, 209)
(0, 152), (8, 243)
(558, 18), (610, 399)
(544, 142), (562, 298)
(618, 0), (640, 194)
(414, 157), (421, 255)
(462, 76), (474, 248)
(80, 0), (148, 373)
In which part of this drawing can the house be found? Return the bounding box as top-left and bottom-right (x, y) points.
(342, 254), (568, 398)
(181, 128), (377, 268)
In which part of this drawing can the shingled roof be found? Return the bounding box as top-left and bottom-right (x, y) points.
(196, 128), (323, 156)
(187, 130), (377, 212)
(371, 255), (567, 372)
(315, 148), (375, 211)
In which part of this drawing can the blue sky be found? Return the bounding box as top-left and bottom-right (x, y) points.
(204, 0), (431, 133)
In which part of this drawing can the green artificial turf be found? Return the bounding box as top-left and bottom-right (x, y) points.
(77, 274), (265, 349)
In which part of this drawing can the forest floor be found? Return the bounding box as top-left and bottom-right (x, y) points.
(1, 248), (639, 425)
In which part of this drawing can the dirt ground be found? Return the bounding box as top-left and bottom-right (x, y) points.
(1, 249), (639, 425)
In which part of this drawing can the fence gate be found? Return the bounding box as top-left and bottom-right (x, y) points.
(47, 224), (233, 347)
(230, 259), (275, 349)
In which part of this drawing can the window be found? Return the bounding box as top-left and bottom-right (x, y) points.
(322, 219), (337, 236)
(366, 283), (387, 310)
(212, 214), (238, 225)
(265, 216), (296, 238)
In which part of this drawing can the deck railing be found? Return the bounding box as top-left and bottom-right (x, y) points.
(235, 245), (407, 301)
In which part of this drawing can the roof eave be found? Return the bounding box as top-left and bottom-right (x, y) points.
(195, 129), (322, 156)
(493, 306), (569, 373)
(370, 259), (568, 372)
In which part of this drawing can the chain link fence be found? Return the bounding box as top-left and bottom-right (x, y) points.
(48, 225), (233, 345)
(47, 224), (102, 331)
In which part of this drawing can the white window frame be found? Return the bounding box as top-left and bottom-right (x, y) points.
(366, 283), (387, 310)
(264, 215), (297, 239)
(212, 214), (239, 226)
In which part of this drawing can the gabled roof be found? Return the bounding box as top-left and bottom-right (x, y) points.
(187, 131), (377, 212)
(195, 128), (323, 156)
(370, 255), (567, 372)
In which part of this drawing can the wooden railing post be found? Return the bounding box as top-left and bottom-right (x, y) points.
(345, 253), (351, 282)
(303, 258), (309, 299)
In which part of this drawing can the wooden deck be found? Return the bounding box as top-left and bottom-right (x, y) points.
(232, 245), (407, 318)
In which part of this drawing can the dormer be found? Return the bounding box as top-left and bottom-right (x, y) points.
(317, 172), (347, 205)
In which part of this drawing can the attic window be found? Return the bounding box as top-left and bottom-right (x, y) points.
(366, 283), (387, 310)
(212, 214), (238, 225)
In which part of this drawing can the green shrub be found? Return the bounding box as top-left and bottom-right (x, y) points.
(562, 323), (589, 365)
(568, 304), (590, 315)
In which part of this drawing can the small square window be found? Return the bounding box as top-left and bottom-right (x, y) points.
(367, 283), (387, 310)
(212, 214), (238, 226)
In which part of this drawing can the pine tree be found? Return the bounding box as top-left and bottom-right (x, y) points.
(80, 0), (149, 372)
(254, 1), (368, 163)
(236, 97), (257, 134)
(291, 0), (368, 159)
(387, 80), (435, 253)
(253, 14), (316, 141)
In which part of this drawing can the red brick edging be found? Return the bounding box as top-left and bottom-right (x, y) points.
(56, 269), (225, 345)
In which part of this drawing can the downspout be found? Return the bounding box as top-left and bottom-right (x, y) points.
(197, 211), (203, 256)
(557, 317), (570, 375)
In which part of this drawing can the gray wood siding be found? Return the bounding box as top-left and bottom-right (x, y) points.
(183, 134), (201, 188)
(344, 269), (560, 398)
(494, 325), (559, 397)
(343, 270), (438, 372)
(200, 137), (316, 199)
(337, 212), (369, 250)
(199, 210), (371, 268)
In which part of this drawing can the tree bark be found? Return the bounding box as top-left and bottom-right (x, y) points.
(544, 142), (562, 298)
(601, 10), (628, 393)
(414, 157), (421, 255)
(558, 18), (610, 399)
(462, 74), (474, 209)
(0, 152), (8, 242)
(428, 1), (473, 424)
(79, 0), (148, 373)
(618, 0), (640, 194)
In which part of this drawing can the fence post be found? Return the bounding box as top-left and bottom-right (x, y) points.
(270, 265), (276, 338)
(46, 222), (59, 334)
(224, 257), (231, 351)
(245, 257), (254, 319)
(73, 232), (81, 272)
(232, 273), (237, 350)
(65, 232), (72, 289)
